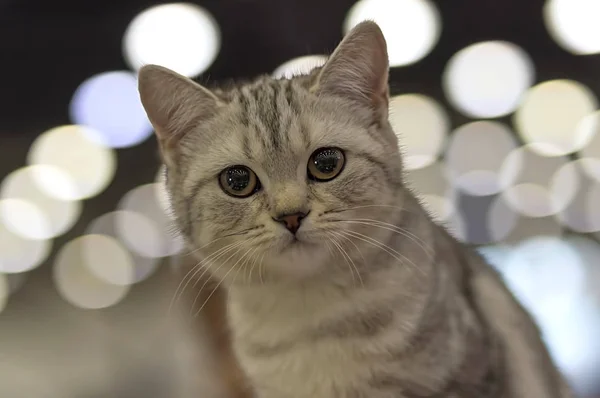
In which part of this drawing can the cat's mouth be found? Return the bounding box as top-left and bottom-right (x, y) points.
(280, 232), (312, 251)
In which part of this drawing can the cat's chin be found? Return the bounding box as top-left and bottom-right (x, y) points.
(263, 237), (330, 280)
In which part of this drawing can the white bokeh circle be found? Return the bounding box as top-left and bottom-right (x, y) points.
(0, 218), (51, 274)
(87, 212), (161, 285)
(27, 125), (116, 201)
(0, 166), (82, 240)
(53, 235), (131, 309)
(272, 55), (328, 79)
(514, 80), (598, 157)
(389, 94), (449, 170)
(445, 121), (518, 196)
(443, 41), (535, 118)
(123, 3), (221, 77)
(544, 0), (600, 55)
(344, 0), (441, 66)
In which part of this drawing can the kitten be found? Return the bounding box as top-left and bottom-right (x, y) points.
(139, 21), (573, 398)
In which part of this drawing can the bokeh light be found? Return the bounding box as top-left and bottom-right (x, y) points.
(499, 146), (575, 217)
(53, 235), (131, 309)
(272, 55), (328, 79)
(443, 41), (534, 118)
(504, 215), (563, 244)
(514, 80), (598, 157)
(486, 194), (520, 243)
(445, 121), (518, 196)
(5, 272), (28, 296)
(477, 244), (513, 273)
(579, 111), (600, 182)
(344, 0), (441, 67)
(498, 236), (593, 378)
(0, 273), (8, 314)
(544, 0), (600, 55)
(0, 219), (51, 273)
(117, 184), (182, 258)
(69, 71), (153, 148)
(27, 125), (116, 201)
(123, 3), (221, 77)
(87, 212), (160, 285)
(0, 166), (82, 240)
(389, 94), (449, 170)
(566, 236), (600, 302)
(556, 161), (600, 233)
(404, 161), (456, 222)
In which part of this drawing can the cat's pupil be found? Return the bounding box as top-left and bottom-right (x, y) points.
(314, 149), (341, 174)
(226, 168), (250, 191)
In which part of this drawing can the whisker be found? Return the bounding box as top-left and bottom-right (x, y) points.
(168, 240), (242, 315)
(246, 247), (262, 284)
(193, 247), (255, 318)
(258, 251), (266, 285)
(189, 243), (250, 315)
(328, 232), (359, 287)
(338, 219), (433, 258)
(332, 231), (365, 287)
(339, 229), (425, 276)
(331, 229), (368, 269)
(325, 204), (419, 216)
(236, 247), (259, 285)
(179, 235), (229, 257)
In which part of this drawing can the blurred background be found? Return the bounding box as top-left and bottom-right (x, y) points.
(1, 0), (600, 396)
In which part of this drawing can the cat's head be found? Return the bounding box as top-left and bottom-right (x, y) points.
(138, 21), (406, 284)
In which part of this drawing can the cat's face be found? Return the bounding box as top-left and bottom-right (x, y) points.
(139, 21), (405, 284)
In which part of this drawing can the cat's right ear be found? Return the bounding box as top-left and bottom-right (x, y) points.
(138, 65), (220, 165)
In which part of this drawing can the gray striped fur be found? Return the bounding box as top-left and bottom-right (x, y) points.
(139, 21), (572, 398)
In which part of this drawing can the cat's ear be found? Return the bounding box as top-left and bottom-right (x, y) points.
(138, 65), (221, 164)
(314, 21), (389, 119)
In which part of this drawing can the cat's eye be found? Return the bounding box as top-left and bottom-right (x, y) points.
(307, 147), (345, 182)
(219, 166), (260, 198)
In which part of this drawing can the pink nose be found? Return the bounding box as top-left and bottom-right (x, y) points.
(275, 212), (306, 234)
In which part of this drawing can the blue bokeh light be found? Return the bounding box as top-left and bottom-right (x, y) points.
(69, 71), (153, 148)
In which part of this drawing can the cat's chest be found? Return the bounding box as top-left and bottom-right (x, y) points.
(236, 338), (383, 398)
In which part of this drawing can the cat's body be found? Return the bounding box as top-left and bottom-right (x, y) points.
(228, 193), (566, 398)
(139, 21), (572, 398)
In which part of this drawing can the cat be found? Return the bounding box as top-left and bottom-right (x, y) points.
(138, 20), (574, 398)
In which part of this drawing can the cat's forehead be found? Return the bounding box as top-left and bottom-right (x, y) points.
(188, 75), (379, 179)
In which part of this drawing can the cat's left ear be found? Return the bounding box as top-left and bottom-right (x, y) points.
(314, 21), (389, 121)
(138, 65), (222, 166)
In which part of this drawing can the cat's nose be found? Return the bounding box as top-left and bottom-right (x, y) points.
(274, 212), (307, 234)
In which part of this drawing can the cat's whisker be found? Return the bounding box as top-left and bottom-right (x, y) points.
(338, 219), (434, 258)
(246, 247), (262, 284)
(333, 231), (365, 288)
(180, 240), (246, 304)
(180, 235), (229, 257)
(168, 241), (242, 315)
(188, 254), (237, 319)
(328, 232), (360, 287)
(235, 247), (259, 285)
(331, 229), (368, 270)
(326, 204), (419, 216)
(339, 230), (425, 276)
(190, 239), (250, 291)
(258, 251), (266, 285)
(193, 247), (255, 318)
(189, 243), (251, 316)
(181, 227), (263, 257)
